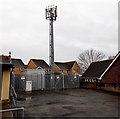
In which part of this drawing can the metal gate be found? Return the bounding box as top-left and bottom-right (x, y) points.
(25, 73), (45, 91)
(12, 73), (80, 91)
(12, 74), (26, 92)
(45, 74), (80, 89)
(12, 69), (46, 92)
(64, 75), (80, 88)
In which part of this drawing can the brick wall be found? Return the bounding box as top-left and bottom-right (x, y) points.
(102, 56), (120, 83)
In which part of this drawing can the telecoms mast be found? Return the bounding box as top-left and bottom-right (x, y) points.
(45, 5), (57, 88)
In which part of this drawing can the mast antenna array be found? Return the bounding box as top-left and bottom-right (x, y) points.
(45, 5), (57, 88)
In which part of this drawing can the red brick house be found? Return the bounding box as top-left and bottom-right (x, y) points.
(81, 51), (120, 93)
(26, 59), (49, 72)
(81, 59), (113, 82)
(100, 51), (120, 84)
(54, 61), (81, 75)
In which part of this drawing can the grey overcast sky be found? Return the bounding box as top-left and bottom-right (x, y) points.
(0, 0), (119, 64)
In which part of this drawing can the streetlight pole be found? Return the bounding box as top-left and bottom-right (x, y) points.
(45, 5), (57, 88)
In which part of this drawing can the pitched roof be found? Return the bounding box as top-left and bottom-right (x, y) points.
(31, 59), (49, 69)
(54, 61), (76, 70)
(11, 58), (25, 68)
(82, 59), (113, 79)
(99, 51), (120, 79)
(0, 55), (13, 68)
(0, 55), (11, 64)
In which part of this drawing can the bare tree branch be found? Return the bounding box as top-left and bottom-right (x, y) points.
(77, 49), (106, 74)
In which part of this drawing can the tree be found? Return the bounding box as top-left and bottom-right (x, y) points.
(108, 56), (115, 60)
(77, 49), (106, 74)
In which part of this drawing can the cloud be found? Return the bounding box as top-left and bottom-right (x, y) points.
(0, 0), (118, 64)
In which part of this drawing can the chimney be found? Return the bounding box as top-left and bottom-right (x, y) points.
(9, 52), (12, 63)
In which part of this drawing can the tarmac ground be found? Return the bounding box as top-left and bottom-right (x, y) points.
(16, 88), (119, 118)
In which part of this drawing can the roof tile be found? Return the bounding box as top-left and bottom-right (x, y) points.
(12, 58), (25, 68)
(31, 59), (49, 69)
(54, 61), (76, 70)
(82, 59), (113, 78)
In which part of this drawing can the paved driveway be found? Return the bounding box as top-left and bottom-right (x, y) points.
(17, 88), (119, 118)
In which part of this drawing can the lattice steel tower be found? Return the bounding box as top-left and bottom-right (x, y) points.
(45, 5), (57, 88)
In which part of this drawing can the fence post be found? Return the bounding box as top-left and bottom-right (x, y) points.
(62, 72), (64, 89)
(79, 76), (81, 88)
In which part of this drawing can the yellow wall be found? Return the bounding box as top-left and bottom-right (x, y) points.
(54, 63), (61, 73)
(13, 67), (24, 75)
(63, 70), (68, 75)
(27, 60), (37, 69)
(69, 62), (80, 75)
(54, 63), (68, 75)
(54, 62), (80, 75)
(26, 60), (50, 72)
(1, 70), (10, 100)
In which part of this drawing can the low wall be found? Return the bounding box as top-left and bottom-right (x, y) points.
(81, 83), (120, 93)
(97, 86), (120, 93)
(81, 83), (93, 89)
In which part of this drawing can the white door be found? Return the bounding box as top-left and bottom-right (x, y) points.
(26, 81), (32, 91)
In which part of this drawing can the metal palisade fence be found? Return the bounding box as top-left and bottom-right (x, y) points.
(12, 73), (80, 92)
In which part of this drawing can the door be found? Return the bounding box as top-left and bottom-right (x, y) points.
(26, 81), (32, 91)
